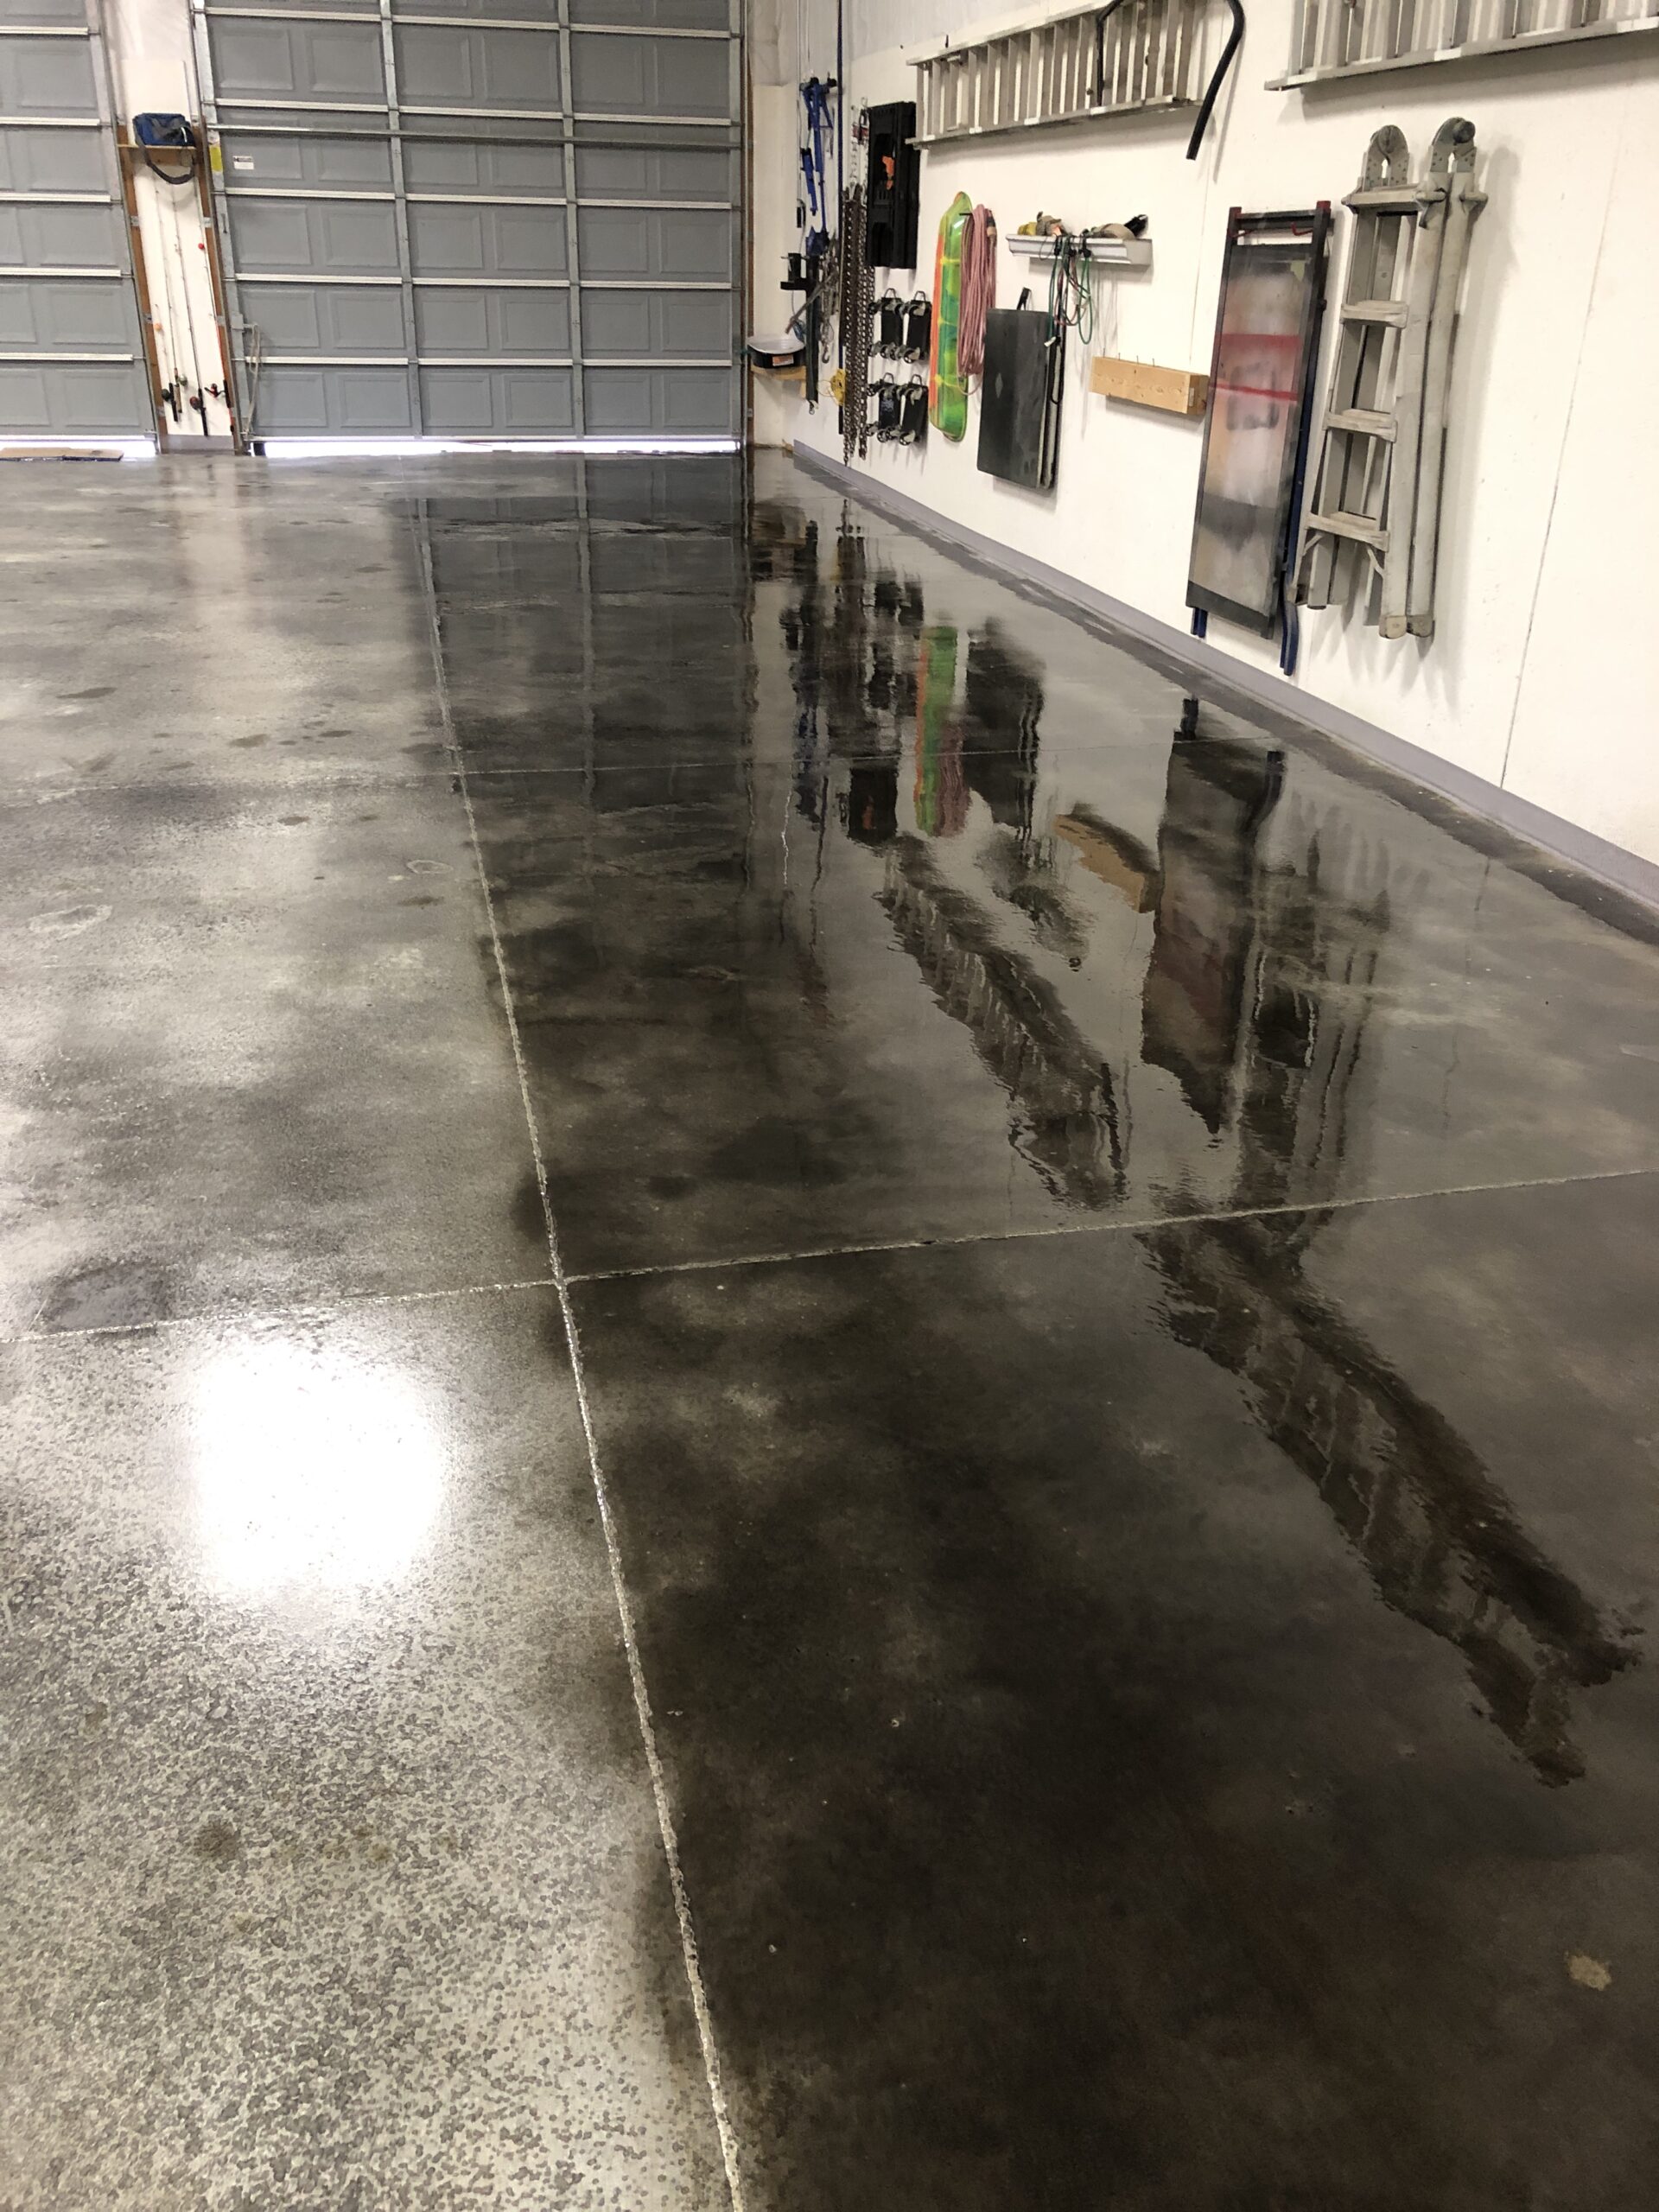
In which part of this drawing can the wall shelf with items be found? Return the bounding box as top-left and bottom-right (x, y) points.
(1008, 231), (1153, 270)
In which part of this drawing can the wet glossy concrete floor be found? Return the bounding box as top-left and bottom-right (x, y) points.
(2, 451), (1657, 2209)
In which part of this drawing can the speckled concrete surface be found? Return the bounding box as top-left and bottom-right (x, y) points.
(0, 774), (548, 1336)
(2, 448), (1658, 2210)
(0, 1291), (723, 2209)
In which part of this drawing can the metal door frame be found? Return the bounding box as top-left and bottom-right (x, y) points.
(191, 0), (745, 445)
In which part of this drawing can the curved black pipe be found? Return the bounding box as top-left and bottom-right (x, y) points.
(1185, 0), (1244, 162)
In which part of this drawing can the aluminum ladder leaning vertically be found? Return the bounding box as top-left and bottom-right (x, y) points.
(1297, 118), (1487, 640)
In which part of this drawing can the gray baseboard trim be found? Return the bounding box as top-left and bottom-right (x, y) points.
(791, 443), (1659, 918)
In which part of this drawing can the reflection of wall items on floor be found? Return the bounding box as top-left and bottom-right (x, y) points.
(880, 836), (1127, 1210)
(913, 624), (967, 836)
(1142, 731), (1286, 1134)
(1053, 810), (1160, 911)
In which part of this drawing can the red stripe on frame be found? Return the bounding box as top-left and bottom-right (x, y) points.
(1216, 381), (1299, 403)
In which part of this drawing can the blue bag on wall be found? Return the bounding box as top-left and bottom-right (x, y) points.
(131, 113), (199, 184)
(133, 113), (194, 148)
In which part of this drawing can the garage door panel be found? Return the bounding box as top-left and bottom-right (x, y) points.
(0, 36), (99, 115)
(0, 124), (106, 194)
(393, 0), (556, 18)
(207, 20), (386, 106)
(238, 280), (407, 356)
(227, 198), (401, 276)
(0, 200), (124, 269)
(420, 365), (574, 433)
(0, 357), (149, 431)
(416, 284), (570, 357)
(0, 274), (132, 348)
(256, 364), (415, 430)
(392, 25), (559, 111)
(401, 137), (565, 197)
(218, 131), (394, 191)
(201, 7), (734, 439)
(584, 363), (729, 434)
(573, 142), (728, 203)
(576, 202), (728, 282)
(0, 0), (89, 26)
(568, 30), (728, 116)
(580, 285), (726, 360)
(409, 202), (566, 276)
(572, 0), (729, 24)
(0, 3), (152, 436)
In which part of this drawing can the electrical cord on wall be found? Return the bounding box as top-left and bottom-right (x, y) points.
(1084, 0), (1243, 162)
(1046, 234), (1096, 350)
(1185, 0), (1244, 162)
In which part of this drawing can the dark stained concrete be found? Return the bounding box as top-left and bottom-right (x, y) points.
(2, 449), (1657, 2209)
(579, 1177), (1659, 2209)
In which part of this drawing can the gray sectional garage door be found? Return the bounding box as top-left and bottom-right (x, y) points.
(195, 0), (741, 441)
(0, 0), (152, 436)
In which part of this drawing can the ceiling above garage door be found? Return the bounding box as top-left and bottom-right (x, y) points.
(194, 0), (741, 442)
(0, 0), (153, 438)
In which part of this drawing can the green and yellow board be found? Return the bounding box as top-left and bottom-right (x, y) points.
(929, 191), (972, 440)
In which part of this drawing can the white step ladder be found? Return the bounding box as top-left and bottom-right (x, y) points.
(1297, 118), (1486, 640)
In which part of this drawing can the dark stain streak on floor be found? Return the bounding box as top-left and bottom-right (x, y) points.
(1, 453), (1657, 2209)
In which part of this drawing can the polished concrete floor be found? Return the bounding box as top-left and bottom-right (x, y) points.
(2, 450), (1657, 2209)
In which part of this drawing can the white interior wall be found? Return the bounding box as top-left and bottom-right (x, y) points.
(105, 0), (232, 442)
(761, 0), (1659, 874)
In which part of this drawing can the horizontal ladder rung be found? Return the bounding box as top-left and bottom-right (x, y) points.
(1307, 510), (1389, 549)
(1325, 407), (1395, 441)
(1343, 299), (1408, 326)
(1345, 187), (1427, 213)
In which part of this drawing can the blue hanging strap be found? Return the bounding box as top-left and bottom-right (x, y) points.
(799, 77), (835, 251)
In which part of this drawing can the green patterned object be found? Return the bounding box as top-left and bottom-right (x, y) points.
(929, 192), (972, 440)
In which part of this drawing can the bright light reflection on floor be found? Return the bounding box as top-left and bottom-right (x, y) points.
(194, 1336), (446, 1595)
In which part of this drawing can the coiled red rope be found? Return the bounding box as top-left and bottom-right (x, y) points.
(957, 205), (997, 382)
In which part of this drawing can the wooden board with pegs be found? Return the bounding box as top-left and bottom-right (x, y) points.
(1089, 356), (1208, 416)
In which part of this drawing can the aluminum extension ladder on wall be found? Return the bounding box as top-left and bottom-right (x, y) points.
(1296, 118), (1486, 640)
(912, 0), (1211, 143)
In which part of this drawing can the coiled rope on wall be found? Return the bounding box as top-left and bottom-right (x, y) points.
(957, 205), (998, 382)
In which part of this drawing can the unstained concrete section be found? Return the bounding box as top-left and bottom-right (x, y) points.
(1, 448), (1657, 2210)
(0, 1291), (724, 2209)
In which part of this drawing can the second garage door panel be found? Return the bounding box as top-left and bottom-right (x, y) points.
(202, 2), (737, 437)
